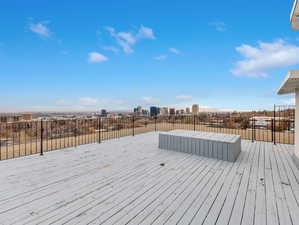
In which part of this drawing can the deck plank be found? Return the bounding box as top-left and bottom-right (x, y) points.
(214, 141), (254, 225)
(264, 142), (279, 225)
(241, 140), (261, 225)
(228, 141), (258, 225)
(202, 141), (251, 225)
(273, 143), (299, 224)
(254, 141), (267, 225)
(269, 142), (293, 225)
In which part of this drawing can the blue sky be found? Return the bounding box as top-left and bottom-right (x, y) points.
(0, 0), (298, 112)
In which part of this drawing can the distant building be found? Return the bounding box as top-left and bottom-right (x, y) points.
(192, 104), (199, 115)
(150, 106), (160, 117)
(133, 106), (143, 115)
(20, 113), (33, 121)
(100, 109), (108, 117)
(180, 109), (185, 114)
(186, 107), (191, 114)
(160, 107), (169, 115)
(169, 108), (176, 115)
(0, 115), (22, 123)
(176, 110), (180, 115)
(142, 109), (149, 116)
(249, 116), (292, 130)
(137, 106), (142, 114)
(107, 114), (115, 118)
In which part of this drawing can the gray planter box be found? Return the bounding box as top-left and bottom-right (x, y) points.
(159, 130), (241, 162)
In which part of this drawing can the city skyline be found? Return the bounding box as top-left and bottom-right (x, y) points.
(0, 0), (298, 112)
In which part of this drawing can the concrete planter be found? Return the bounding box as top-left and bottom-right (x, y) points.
(159, 130), (241, 162)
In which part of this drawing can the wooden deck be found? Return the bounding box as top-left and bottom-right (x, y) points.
(0, 132), (298, 225)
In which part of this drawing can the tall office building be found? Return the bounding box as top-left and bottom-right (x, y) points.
(101, 109), (108, 117)
(169, 108), (176, 115)
(150, 106), (160, 117)
(142, 109), (149, 116)
(160, 107), (169, 115)
(133, 106), (142, 115)
(137, 106), (142, 113)
(186, 107), (191, 114)
(192, 104), (199, 115)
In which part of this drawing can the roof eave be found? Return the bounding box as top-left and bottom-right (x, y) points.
(277, 70), (299, 95)
(291, 0), (299, 30)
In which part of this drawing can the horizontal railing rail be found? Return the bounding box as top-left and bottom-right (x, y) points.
(0, 109), (295, 161)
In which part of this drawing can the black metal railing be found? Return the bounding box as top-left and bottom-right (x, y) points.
(0, 105), (295, 161)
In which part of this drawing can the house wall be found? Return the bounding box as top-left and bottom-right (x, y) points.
(294, 89), (299, 167)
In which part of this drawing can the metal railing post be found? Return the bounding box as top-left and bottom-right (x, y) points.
(251, 119), (254, 143)
(75, 119), (77, 147)
(273, 104), (276, 145)
(98, 117), (101, 143)
(254, 119), (256, 141)
(271, 119), (274, 143)
(40, 120), (44, 156)
(172, 116), (175, 130)
(132, 116), (135, 136)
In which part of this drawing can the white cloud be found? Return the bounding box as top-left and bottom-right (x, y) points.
(231, 39), (299, 77)
(105, 25), (155, 54)
(118, 32), (136, 45)
(88, 52), (108, 63)
(116, 32), (136, 54)
(29, 21), (51, 37)
(142, 97), (160, 105)
(209, 22), (227, 32)
(105, 26), (116, 36)
(169, 48), (180, 54)
(137, 25), (156, 39)
(79, 97), (98, 106)
(102, 46), (119, 53)
(154, 55), (167, 60)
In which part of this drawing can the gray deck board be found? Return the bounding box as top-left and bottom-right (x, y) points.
(228, 140), (258, 225)
(0, 132), (298, 225)
(269, 142), (293, 225)
(214, 141), (252, 225)
(264, 142), (279, 225)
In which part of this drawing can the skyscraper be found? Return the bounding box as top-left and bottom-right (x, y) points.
(137, 106), (142, 113)
(160, 107), (169, 115)
(169, 108), (176, 115)
(133, 106), (142, 115)
(192, 104), (199, 115)
(186, 107), (191, 114)
(150, 106), (160, 117)
(101, 109), (108, 117)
